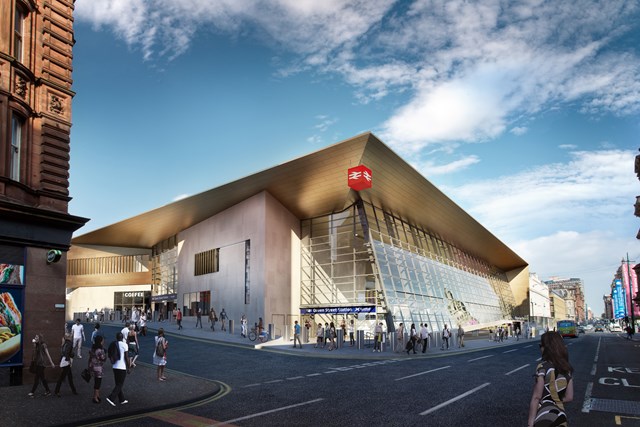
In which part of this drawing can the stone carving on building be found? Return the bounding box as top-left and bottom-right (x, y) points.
(15, 75), (27, 98)
(49, 94), (64, 114)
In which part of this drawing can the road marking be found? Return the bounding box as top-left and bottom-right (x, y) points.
(265, 379), (283, 384)
(468, 355), (494, 362)
(286, 376), (304, 380)
(594, 337), (601, 363)
(591, 364), (597, 376)
(306, 373), (322, 377)
(212, 398), (324, 426)
(524, 345), (533, 348)
(420, 383), (491, 416)
(151, 410), (223, 426)
(324, 370), (339, 374)
(582, 382), (593, 413)
(395, 366), (451, 381)
(536, 357), (542, 362)
(505, 364), (530, 376)
(616, 415), (640, 425)
(242, 383), (262, 388)
(502, 349), (518, 354)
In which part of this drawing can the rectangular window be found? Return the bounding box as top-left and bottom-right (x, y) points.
(10, 114), (24, 181)
(14, 5), (25, 62)
(195, 248), (219, 276)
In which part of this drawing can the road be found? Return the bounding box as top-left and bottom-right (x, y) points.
(89, 327), (640, 426)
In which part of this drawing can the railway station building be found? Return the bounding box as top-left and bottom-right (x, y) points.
(67, 133), (530, 336)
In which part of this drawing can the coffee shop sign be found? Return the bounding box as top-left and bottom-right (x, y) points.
(123, 292), (144, 298)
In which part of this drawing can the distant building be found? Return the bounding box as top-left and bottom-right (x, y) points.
(529, 273), (552, 330)
(549, 290), (568, 324)
(68, 133), (530, 336)
(0, 0), (88, 384)
(545, 277), (585, 322)
(603, 294), (613, 320)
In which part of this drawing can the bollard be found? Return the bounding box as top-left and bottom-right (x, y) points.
(357, 330), (364, 349)
(337, 329), (344, 348)
(229, 319), (234, 334)
(268, 323), (274, 340)
(389, 331), (396, 352)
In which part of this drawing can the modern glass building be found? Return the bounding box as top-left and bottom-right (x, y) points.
(67, 133), (529, 335)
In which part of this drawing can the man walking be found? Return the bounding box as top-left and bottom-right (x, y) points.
(71, 318), (85, 358)
(293, 320), (302, 348)
(220, 309), (227, 331)
(420, 323), (430, 353)
(395, 323), (404, 353)
(195, 307), (203, 328)
(106, 332), (130, 407)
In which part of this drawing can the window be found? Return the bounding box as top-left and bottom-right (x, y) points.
(195, 248), (219, 276)
(14, 4), (26, 62)
(10, 114), (25, 181)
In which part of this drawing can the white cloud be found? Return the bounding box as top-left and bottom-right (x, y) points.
(510, 127), (528, 136)
(414, 155), (480, 176)
(558, 144), (578, 150)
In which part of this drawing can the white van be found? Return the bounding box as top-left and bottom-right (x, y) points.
(610, 324), (623, 333)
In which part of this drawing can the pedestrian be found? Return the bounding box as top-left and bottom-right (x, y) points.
(258, 317), (264, 336)
(420, 323), (430, 353)
(241, 314), (248, 337)
(209, 308), (217, 331)
(91, 322), (103, 345)
(85, 308), (91, 323)
(293, 320), (302, 348)
(172, 308), (177, 323)
(71, 318), (85, 358)
(528, 331), (574, 427)
(328, 322), (337, 350)
(106, 332), (129, 407)
(126, 324), (139, 368)
(395, 323), (405, 353)
(304, 319), (311, 343)
(139, 312), (147, 336)
(176, 308), (183, 330)
(28, 333), (54, 397)
(489, 328), (494, 342)
(195, 307), (203, 328)
(457, 324), (465, 348)
(348, 319), (355, 346)
(323, 322), (330, 348)
(407, 323), (417, 354)
(441, 324), (450, 350)
(54, 332), (78, 396)
(340, 319), (347, 343)
(88, 335), (107, 404)
(220, 308), (227, 331)
(315, 323), (324, 348)
(154, 328), (168, 381)
(373, 322), (383, 352)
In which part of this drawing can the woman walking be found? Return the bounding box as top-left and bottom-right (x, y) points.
(154, 328), (168, 381)
(88, 335), (107, 403)
(528, 331), (574, 427)
(327, 322), (337, 350)
(54, 332), (78, 396)
(29, 333), (55, 397)
(127, 324), (139, 368)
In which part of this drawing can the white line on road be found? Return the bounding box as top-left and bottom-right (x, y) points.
(212, 398), (324, 426)
(536, 357), (542, 362)
(306, 373), (322, 377)
(524, 345), (533, 348)
(468, 355), (494, 362)
(594, 337), (601, 363)
(395, 366), (451, 381)
(265, 379), (283, 384)
(582, 382), (593, 413)
(420, 383), (491, 416)
(505, 364), (530, 376)
(242, 383), (262, 388)
(590, 364), (597, 376)
(502, 349), (518, 354)
(286, 376), (304, 380)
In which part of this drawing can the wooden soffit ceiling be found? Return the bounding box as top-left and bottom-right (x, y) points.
(72, 132), (527, 271)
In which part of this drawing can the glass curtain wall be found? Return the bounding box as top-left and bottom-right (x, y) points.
(300, 201), (516, 333)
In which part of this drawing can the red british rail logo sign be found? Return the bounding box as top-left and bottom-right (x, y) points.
(348, 165), (372, 191)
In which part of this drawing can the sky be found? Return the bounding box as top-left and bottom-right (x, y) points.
(69, 0), (640, 317)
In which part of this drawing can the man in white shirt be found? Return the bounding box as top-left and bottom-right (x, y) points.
(71, 318), (85, 358)
(420, 323), (431, 353)
(106, 332), (130, 406)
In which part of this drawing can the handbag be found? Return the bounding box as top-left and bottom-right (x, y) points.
(29, 361), (36, 374)
(81, 368), (91, 383)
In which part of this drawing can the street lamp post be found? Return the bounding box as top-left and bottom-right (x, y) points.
(627, 253), (636, 329)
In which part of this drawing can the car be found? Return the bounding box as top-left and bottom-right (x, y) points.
(585, 324), (593, 330)
(610, 324), (623, 333)
(595, 326), (604, 332)
(578, 327), (585, 334)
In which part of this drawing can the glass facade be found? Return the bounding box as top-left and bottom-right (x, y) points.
(301, 201), (516, 332)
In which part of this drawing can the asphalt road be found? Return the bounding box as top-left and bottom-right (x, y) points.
(87, 327), (640, 427)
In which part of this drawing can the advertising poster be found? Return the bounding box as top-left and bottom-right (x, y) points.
(612, 279), (626, 320)
(0, 283), (24, 366)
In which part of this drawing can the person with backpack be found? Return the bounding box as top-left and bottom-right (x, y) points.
(54, 332), (78, 396)
(91, 323), (103, 345)
(153, 328), (168, 381)
(106, 332), (130, 406)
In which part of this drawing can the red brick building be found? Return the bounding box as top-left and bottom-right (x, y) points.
(0, 0), (87, 384)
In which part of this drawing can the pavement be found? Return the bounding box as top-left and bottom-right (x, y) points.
(2, 318), (532, 426)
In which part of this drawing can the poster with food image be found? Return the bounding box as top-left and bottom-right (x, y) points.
(0, 264), (23, 285)
(0, 288), (23, 366)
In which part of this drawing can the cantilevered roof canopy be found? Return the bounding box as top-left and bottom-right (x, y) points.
(72, 132), (527, 271)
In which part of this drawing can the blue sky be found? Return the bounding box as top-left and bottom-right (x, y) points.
(70, 0), (640, 316)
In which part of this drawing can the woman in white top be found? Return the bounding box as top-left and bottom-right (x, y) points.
(106, 332), (129, 406)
